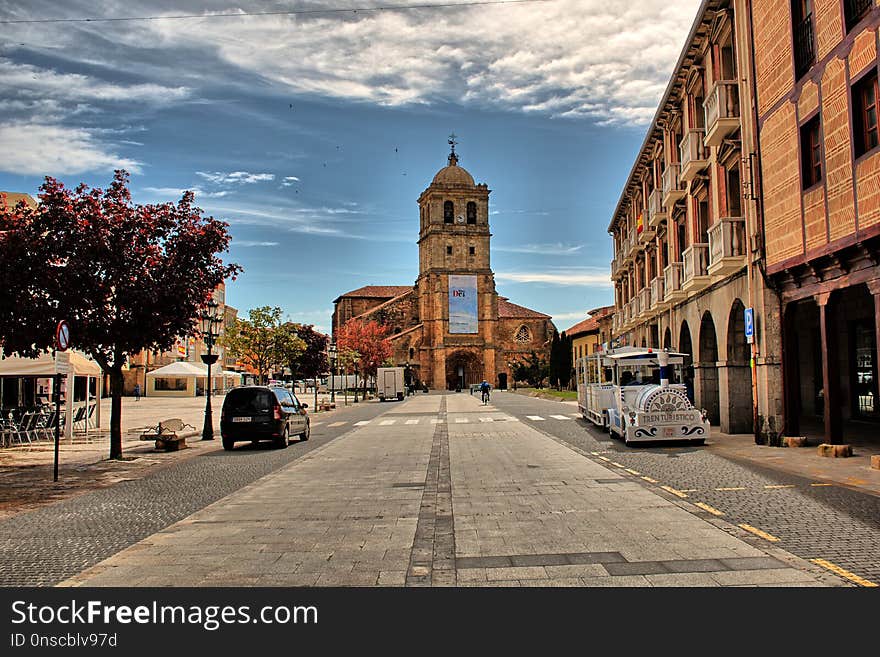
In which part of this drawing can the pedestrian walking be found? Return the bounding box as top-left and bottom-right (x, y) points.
(133, 383), (141, 401)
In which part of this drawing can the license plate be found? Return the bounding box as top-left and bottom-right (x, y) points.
(663, 427), (675, 437)
(232, 417), (252, 423)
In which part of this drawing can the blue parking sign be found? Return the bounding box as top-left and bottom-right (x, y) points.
(744, 307), (754, 344)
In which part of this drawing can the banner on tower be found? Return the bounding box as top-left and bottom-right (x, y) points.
(448, 275), (478, 334)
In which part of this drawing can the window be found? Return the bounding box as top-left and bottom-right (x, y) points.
(446, 245), (453, 255)
(469, 246), (475, 255)
(444, 200), (454, 223)
(800, 115), (822, 187)
(698, 199), (710, 244)
(792, 0), (815, 79)
(853, 72), (879, 157)
(844, 0), (872, 33)
(155, 377), (187, 391)
(466, 201), (477, 224)
(515, 325), (531, 344)
(727, 164), (742, 215)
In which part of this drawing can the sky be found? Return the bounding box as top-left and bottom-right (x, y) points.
(0, 0), (702, 335)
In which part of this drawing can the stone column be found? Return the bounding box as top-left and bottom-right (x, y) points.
(868, 280), (880, 407)
(817, 292), (842, 445)
(780, 301), (800, 437)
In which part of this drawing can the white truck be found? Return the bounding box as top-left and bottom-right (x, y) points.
(377, 367), (406, 401)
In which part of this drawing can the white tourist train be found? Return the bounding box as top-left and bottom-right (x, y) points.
(575, 346), (710, 446)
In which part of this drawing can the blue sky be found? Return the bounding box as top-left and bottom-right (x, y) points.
(0, 0), (700, 334)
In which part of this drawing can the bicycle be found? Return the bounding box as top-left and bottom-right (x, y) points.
(481, 389), (490, 405)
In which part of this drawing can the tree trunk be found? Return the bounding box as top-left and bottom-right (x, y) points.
(109, 366), (124, 459)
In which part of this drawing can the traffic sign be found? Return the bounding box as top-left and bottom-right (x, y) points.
(744, 307), (754, 344)
(55, 320), (71, 351)
(55, 350), (70, 375)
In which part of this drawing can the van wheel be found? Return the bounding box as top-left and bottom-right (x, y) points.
(300, 421), (310, 442)
(222, 437), (235, 451)
(275, 426), (289, 449)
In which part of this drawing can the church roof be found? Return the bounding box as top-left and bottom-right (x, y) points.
(334, 285), (412, 302)
(431, 152), (475, 187)
(565, 316), (599, 337)
(1, 192), (37, 209)
(498, 299), (551, 319)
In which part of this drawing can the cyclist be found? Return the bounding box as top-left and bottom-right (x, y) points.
(479, 379), (491, 405)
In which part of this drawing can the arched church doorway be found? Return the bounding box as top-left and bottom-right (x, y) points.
(725, 299), (753, 433)
(679, 320), (694, 403)
(446, 350), (482, 391)
(497, 373), (508, 390)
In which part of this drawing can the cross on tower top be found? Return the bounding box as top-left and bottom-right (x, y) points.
(447, 132), (459, 165)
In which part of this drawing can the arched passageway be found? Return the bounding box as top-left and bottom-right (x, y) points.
(724, 299), (753, 433)
(698, 311), (720, 425)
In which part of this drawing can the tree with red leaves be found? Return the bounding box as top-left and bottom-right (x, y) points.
(335, 319), (393, 398)
(0, 171), (241, 459)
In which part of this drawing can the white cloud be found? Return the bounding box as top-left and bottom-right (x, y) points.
(495, 268), (612, 287)
(143, 186), (230, 199)
(548, 310), (592, 322)
(282, 176), (300, 187)
(495, 243), (585, 255)
(197, 170), (276, 185)
(0, 122), (141, 175)
(234, 240), (280, 247)
(133, 0), (700, 125)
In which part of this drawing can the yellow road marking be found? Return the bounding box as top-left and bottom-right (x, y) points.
(738, 524), (780, 542)
(610, 462), (625, 468)
(764, 484), (795, 489)
(810, 559), (878, 587)
(624, 468), (641, 475)
(660, 485), (688, 499)
(716, 487), (746, 491)
(590, 452), (600, 456)
(597, 456), (611, 462)
(694, 502), (724, 516)
(810, 483), (833, 487)
(680, 489), (698, 492)
(641, 476), (658, 483)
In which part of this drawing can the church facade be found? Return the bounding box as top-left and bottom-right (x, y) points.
(332, 146), (555, 390)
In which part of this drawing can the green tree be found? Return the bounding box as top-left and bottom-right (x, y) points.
(276, 322), (307, 388)
(558, 331), (573, 390)
(548, 330), (562, 389)
(221, 306), (285, 384)
(524, 351), (549, 388)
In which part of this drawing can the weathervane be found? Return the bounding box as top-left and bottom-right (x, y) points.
(448, 132), (459, 165)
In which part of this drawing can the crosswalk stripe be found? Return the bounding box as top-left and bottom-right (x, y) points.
(327, 422), (347, 427)
(405, 419), (419, 425)
(550, 415), (570, 420)
(454, 418), (469, 423)
(569, 413), (581, 418)
(379, 420), (396, 426)
(479, 418), (494, 423)
(430, 418), (442, 424)
(526, 415), (545, 421)
(354, 421), (370, 426)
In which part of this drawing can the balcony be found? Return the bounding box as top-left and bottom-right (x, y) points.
(630, 296), (641, 323)
(650, 276), (667, 311)
(611, 256), (619, 280)
(662, 164), (685, 206)
(626, 231), (640, 257)
(647, 188), (666, 229)
(794, 14), (815, 79)
(679, 129), (708, 182)
(638, 219), (656, 244)
(682, 243), (711, 293)
(664, 262), (685, 304)
(704, 80), (740, 147)
(638, 287), (651, 320)
(707, 216), (747, 277)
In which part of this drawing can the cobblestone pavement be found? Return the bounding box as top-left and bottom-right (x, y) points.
(0, 399), (392, 586)
(491, 392), (880, 586)
(61, 393), (838, 587)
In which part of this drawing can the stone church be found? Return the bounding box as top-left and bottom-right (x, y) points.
(332, 144), (555, 390)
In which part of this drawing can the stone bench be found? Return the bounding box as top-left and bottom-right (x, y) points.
(153, 433), (186, 451)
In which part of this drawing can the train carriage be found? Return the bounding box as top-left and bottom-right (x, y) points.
(576, 346), (709, 446)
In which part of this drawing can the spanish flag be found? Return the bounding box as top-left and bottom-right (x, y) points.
(637, 211), (644, 235)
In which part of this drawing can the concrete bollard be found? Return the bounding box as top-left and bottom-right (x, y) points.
(783, 436), (807, 448)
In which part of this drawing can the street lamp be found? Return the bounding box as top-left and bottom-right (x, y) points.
(328, 343), (337, 405)
(199, 300), (222, 441)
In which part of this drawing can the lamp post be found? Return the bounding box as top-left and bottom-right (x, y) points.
(199, 300), (222, 441)
(328, 343), (337, 405)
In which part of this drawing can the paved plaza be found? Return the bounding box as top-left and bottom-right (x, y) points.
(58, 394), (840, 587)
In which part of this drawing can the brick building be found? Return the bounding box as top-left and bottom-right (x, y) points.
(754, 0), (880, 443)
(608, 0), (770, 437)
(332, 145), (555, 390)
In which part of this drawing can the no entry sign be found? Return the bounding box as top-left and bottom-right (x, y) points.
(55, 320), (70, 351)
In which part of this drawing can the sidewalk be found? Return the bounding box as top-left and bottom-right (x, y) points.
(0, 394), (349, 520)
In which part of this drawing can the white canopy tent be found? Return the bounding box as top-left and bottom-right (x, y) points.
(0, 350), (103, 439)
(146, 361), (238, 397)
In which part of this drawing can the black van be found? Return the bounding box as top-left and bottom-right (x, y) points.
(220, 386), (310, 450)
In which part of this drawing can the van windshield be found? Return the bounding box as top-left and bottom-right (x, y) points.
(224, 389), (272, 414)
